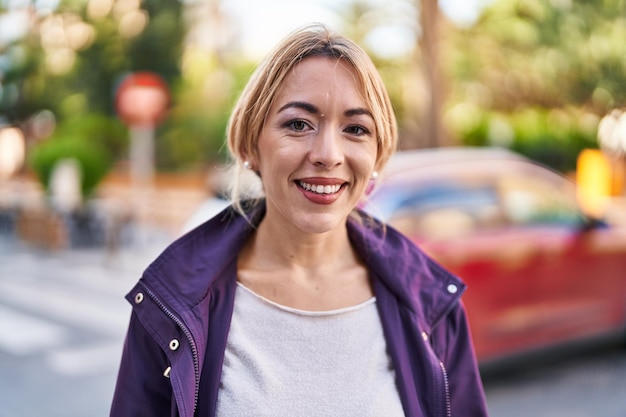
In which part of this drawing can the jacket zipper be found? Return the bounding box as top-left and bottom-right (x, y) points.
(144, 285), (200, 415)
(430, 295), (461, 417)
(439, 361), (452, 417)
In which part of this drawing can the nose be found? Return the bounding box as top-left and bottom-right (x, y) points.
(308, 126), (344, 168)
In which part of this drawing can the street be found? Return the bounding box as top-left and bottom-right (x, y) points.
(0, 234), (168, 417)
(0, 235), (625, 417)
(483, 345), (626, 417)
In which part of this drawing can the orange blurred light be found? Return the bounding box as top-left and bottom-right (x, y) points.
(576, 149), (611, 218)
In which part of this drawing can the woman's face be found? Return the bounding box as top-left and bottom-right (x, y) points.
(253, 56), (378, 235)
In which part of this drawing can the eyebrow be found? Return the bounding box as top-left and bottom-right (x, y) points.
(278, 101), (319, 114)
(278, 101), (374, 119)
(345, 108), (374, 119)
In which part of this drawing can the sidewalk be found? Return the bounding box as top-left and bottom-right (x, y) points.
(0, 171), (208, 251)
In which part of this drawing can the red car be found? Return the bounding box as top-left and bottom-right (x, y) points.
(363, 147), (626, 365)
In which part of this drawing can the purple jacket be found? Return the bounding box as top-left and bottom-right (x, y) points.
(110, 204), (489, 417)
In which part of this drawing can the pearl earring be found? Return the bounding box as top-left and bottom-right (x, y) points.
(243, 161), (251, 170)
(371, 171), (378, 180)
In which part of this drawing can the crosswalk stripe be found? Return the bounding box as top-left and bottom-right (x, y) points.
(0, 280), (130, 337)
(46, 341), (124, 377)
(0, 305), (68, 356)
(50, 263), (139, 297)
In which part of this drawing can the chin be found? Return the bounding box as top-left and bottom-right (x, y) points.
(294, 213), (347, 235)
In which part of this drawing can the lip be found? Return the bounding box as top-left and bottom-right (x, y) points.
(295, 177), (347, 205)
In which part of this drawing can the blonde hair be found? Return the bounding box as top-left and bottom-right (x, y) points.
(226, 23), (398, 214)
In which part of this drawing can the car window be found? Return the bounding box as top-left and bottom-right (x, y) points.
(367, 161), (588, 241)
(374, 182), (504, 240)
(497, 175), (585, 227)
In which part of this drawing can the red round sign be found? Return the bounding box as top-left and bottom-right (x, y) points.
(115, 71), (170, 127)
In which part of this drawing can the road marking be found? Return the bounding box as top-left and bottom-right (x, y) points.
(0, 280), (130, 337)
(47, 341), (124, 376)
(53, 263), (139, 297)
(0, 305), (68, 356)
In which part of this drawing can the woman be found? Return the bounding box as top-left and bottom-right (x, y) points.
(110, 24), (489, 417)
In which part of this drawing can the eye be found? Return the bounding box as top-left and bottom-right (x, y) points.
(344, 125), (370, 136)
(285, 119), (311, 132)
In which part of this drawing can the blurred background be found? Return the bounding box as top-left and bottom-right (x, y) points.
(1, 0), (625, 416)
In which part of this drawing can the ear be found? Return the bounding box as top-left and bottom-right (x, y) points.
(373, 161), (383, 177)
(241, 137), (257, 158)
(241, 145), (260, 171)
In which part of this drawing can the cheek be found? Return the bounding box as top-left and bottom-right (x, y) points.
(258, 136), (306, 171)
(257, 150), (300, 189)
(352, 143), (378, 174)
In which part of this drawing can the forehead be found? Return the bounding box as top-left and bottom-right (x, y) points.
(274, 56), (365, 104)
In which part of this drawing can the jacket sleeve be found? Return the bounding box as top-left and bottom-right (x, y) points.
(110, 310), (175, 417)
(432, 300), (490, 417)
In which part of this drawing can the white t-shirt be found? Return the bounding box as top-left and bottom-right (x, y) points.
(215, 282), (405, 417)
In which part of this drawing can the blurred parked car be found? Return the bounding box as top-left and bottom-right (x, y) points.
(363, 147), (626, 366)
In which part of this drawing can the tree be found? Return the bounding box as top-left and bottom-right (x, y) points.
(444, 0), (626, 171)
(0, 0), (185, 164)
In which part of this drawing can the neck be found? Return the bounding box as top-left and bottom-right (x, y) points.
(237, 209), (373, 311)
(247, 215), (355, 275)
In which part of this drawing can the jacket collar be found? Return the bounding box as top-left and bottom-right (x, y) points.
(346, 214), (465, 331)
(143, 200), (464, 331)
(140, 203), (261, 313)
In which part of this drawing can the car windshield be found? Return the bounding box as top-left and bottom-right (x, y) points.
(366, 172), (587, 241)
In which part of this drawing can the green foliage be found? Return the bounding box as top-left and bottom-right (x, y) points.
(29, 137), (111, 198)
(56, 113), (128, 157)
(444, 0), (626, 170)
(126, 6), (184, 80)
(156, 111), (231, 171)
(454, 106), (598, 172)
(1, 0), (184, 162)
(153, 60), (258, 171)
(448, 0), (626, 112)
(28, 114), (122, 197)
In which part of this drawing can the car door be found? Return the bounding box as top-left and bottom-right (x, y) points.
(495, 166), (626, 351)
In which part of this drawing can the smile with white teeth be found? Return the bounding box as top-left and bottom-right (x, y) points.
(299, 181), (342, 194)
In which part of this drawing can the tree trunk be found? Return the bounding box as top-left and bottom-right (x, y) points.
(419, 0), (447, 148)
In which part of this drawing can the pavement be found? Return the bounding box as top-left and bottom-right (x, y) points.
(0, 229), (173, 417)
